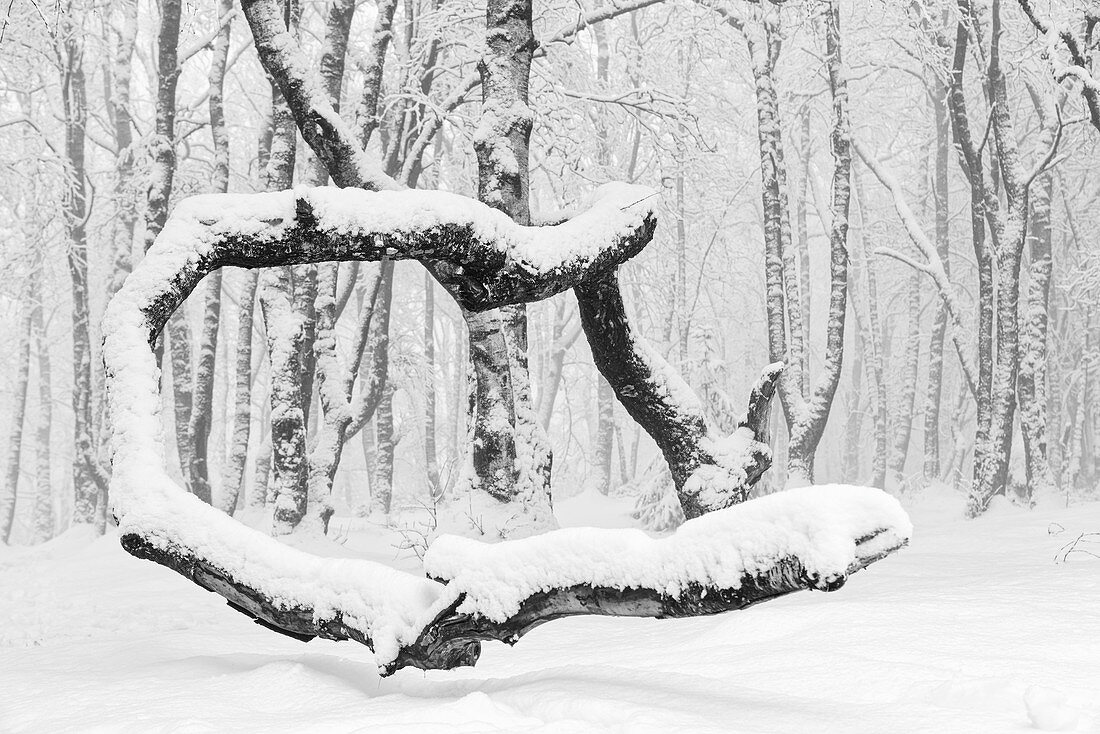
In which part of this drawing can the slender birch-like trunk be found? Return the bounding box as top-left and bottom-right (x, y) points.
(31, 274), (53, 543)
(1017, 99), (1058, 500)
(852, 168), (888, 488)
(592, 17), (615, 495)
(106, 0), (139, 297)
(923, 84), (951, 481)
(424, 272), (442, 500)
(945, 4), (995, 513)
(187, 0), (233, 506)
(58, 29), (100, 528)
(888, 273), (921, 487)
(744, 2), (850, 484)
(1, 283), (32, 543)
(222, 124), (272, 515)
(144, 0), (194, 486)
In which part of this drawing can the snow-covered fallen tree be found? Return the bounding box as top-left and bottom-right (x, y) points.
(104, 182), (911, 675)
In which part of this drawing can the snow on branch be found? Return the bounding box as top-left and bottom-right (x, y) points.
(111, 182), (656, 348)
(853, 139), (979, 398)
(1015, 0), (1100, 132)
(424, 485), (911, 624)
(103, 182), (908, 677)
(577, 273), (783, 517)
(241, 0), (398, 191)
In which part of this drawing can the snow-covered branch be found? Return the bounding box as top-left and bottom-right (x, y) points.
(853, 139), (979, 397)
(576, 273), (780, 517)
(177, 8), (239, 67)
(1015, 0), (1100, 131)
(112, 183), (656, 345)
(241, 0), (398, 191)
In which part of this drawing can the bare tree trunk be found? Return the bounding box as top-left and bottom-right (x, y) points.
(259, 0), (305, 535)
(106, 0), (139, 296)
(142, 0), (193, 485)
(1087, 319), (1100, 490)
(945, 4), (995, 513)
(843, 322), (864, 482)
(222, 272), (257, 515)
(962, 0), (1037, 514)
(370, 387), (396, 516)
(795, 109), (812, 390)
(675, 167), (689, 360)
(594, 379), (615, 495)
(745, 3), (850, 484)
(888, 273), (921, 487)
(31, 274), (53, 543)
(252, 438), (272, 509)
(1017, 125), (1057, 500)
(852, 168), (887, 489)
(222, 124), (273, 515)
(536, 302), (579, 431)
(262, 265), (307, 534)
(186, 0), (233, 507)
(141, 0), (180, 256)
(424, 271), (442, 500)
(59, 30), (100, 528)
(464, 0), (553, 528)
(1, 283), (32, 543)
(593, 21), (615, 495)
(923, 84), (951, 482)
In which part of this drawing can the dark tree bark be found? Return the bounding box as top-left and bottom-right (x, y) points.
(576, 274), (780, 517)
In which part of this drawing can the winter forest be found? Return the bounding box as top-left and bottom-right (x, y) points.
(1, 0), (1099, 730)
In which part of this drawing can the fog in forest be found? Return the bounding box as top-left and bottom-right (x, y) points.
(0, 0), (1096, 544)
(2, 0), (1100, 730)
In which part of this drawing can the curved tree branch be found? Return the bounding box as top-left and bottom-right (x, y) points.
(575, 272), (780, 518)
(122, 183), (657, 348)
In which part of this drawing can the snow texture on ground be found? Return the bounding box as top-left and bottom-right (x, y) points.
(2, 489), (1098, 733)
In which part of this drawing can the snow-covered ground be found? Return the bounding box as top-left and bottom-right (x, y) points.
(2, 490), (1098, 733)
